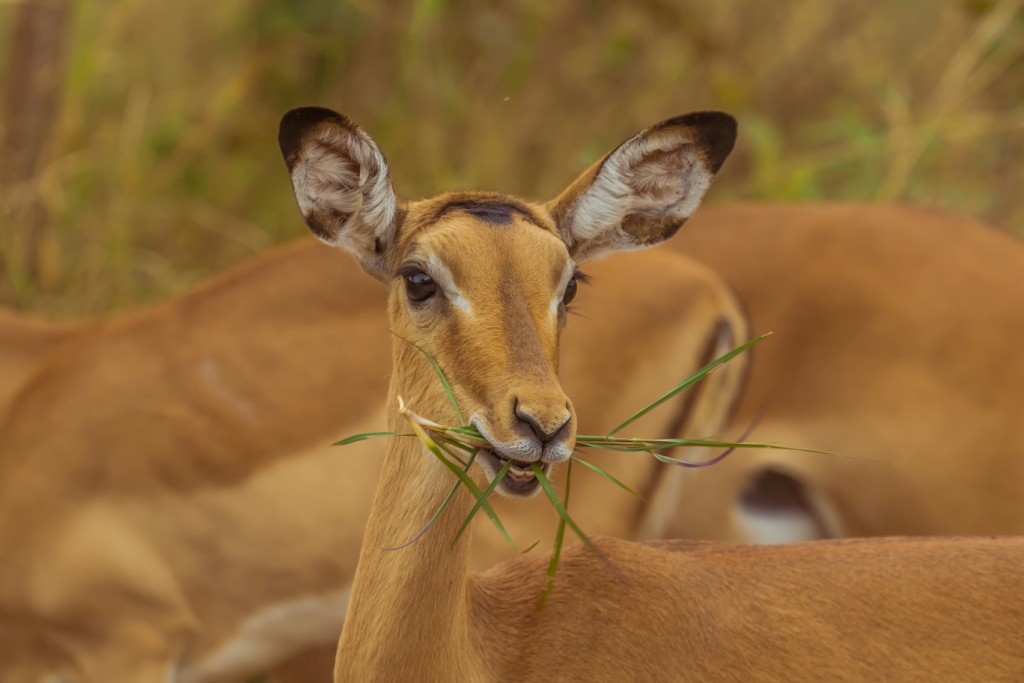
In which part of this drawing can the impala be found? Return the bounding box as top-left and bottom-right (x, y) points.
(275, 106), (1023, 682)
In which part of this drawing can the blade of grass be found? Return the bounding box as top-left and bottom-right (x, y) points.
(435, 433), (479, 453)
(531, 463), (597, 555)
(538, 458), (572, 611)
(570, 456), (643, 501)
(429, 438), (520, 551)
(606, 333), (770, 437)
(391, 330), (465, 425)
(531, 463), (623, 580)
(650, 441), (859, 466)
(655, 439), (849, 458)
(577, 436), (855, 459)
(401, 410), (519, 551)
(451, 457), (513, 547)
(333, 431), (412, 446)
(383, 451), (478, 550)
(520, 537), (544, 554)
(652, 449), (733, 469)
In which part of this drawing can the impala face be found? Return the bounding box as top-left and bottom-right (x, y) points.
(391, 199), (582, 494)
(279, 106), (736, 496)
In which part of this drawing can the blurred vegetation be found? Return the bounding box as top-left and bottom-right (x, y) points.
(0, 0), (1022, 316)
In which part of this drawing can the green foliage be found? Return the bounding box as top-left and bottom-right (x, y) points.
(1, 0), (1022, 314)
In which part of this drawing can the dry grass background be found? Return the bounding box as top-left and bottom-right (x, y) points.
(0, 0), (1022, 316)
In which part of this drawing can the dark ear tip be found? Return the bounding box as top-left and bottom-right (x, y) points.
(277, 106), (354, 166)
(657, 111), (738, 174)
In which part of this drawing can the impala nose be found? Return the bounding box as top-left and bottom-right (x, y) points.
(515, 401), (572, 445)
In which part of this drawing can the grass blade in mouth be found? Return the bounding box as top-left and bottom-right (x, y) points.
(653, 449), (732, 469)
(576, 436), (851, 459)
(451, 456), (513, 548)
(570, 456), (644, 501)
(538, 458), (572, 611)
(336, 336), (856, 595)
(333, 431), (412, 446)
(520, 537), (544, 554)
(383, 451), (478, 551)
(531, 463), (596, 556)
(606, 333), (769, 437)
(401, 398), (519, 551)
(532, 462), (623, 584)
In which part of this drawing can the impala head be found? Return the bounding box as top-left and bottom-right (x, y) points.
(279, 106), (735, 496)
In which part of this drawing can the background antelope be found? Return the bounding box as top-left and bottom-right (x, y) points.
(652, 202), (1024, 543)
(5, 203), (1024, 680)
(278, 106), (1024, 682)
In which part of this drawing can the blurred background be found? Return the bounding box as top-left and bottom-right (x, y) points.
(0, 0), (1021, 317)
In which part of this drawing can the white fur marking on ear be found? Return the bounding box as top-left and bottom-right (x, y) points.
(428, 254), (472, 315)
(291, 124), (397, 254)
(563, 127), (714, 251)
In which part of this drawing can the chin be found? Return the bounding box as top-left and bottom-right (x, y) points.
(480, 449), (551, 497)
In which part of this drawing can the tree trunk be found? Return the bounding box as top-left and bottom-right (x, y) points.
(1, 0), (73, 299)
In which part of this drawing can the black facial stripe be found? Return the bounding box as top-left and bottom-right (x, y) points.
(448, 203), (515, 225)
(434, 199), (544, 228)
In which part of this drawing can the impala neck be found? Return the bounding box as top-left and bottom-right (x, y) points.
(334, 342), (479, 682)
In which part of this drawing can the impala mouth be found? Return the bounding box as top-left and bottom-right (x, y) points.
(483, 449), (549, 496)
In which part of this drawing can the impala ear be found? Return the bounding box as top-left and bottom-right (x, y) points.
(278, 106), (399, 279)
(547, 112), (736, 263)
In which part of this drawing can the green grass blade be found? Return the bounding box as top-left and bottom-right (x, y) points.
(531, 462), (597, 554)
(570, 456), (644, 501)
(448, 425), (482, 435)
(651, 440), (857, 459)
(383, 451), (478, 550)
(391, 331), (465, 425)
(451, 457), (513, 548)
(333, 431), (412, 446)
(538, 458), (572, 611)
(435, 433), (478, 453)
(606, 333), (770, 437)
(520, 537), (543, 554)
(427, 439), (519, 551)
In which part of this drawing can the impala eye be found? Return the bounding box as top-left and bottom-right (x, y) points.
(562, 277), (578, 306)
(405, 271), (436, 302)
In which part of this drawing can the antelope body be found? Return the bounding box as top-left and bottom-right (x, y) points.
(660, 203), (1024, 542)
(0, 307), (81, 408)
(275, 106), (1024, 682)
